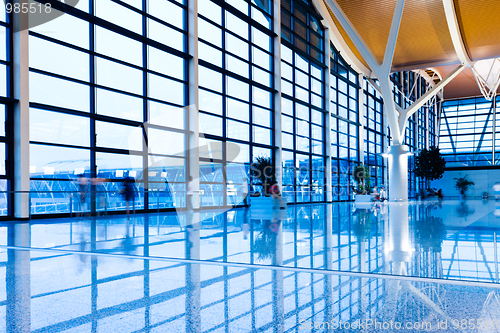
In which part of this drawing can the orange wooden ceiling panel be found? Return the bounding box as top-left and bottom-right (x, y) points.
(323, 0), (370, 69)
(393, 0), (458, 70)
(333, 0), (397, 65)
(454, 0), (500, 61)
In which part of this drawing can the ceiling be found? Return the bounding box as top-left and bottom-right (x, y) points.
(321, 0), (500, 100)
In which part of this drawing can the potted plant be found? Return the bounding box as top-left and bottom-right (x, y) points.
(250, 156), (277, 213)
(454, 174), (474, 200)
(414, 146), (446, 191)
(353, 165), (372, 203)
(251, 156), (275, 196)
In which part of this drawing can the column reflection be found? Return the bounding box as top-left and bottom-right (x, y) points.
(185, 210), (201, 333)
(6, 224), (31, 333)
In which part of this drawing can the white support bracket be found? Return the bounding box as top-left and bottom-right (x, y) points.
(442, 0), (472, 66)
(397, 64), (465, 137)
(325, 0), (406, 143)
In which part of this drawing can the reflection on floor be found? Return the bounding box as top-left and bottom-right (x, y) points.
(2, 200), (500, 332)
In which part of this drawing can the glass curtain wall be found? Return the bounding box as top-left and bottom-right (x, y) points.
(28, 0), (189, 214)
(0, 9), (10, 216)
(280, 0), (326, 204)
(197, 0), (274, 207)
(363, 79), (385, 189)
(439, 96), (496, 166)
(330, 44), (359, 201)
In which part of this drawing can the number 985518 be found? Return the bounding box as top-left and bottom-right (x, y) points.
(5, 2), (52, 14)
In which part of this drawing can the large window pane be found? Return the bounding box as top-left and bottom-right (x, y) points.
(30, 109), (90, 147)
(29, 36), (89, 81)
(95, 27), (142, 66)
(148, 0), (183, 29)
(96, 121), (143, 151)
(148, 129), (185, 156)
(148, 73), (184, 105)
(30, 145), (90, 178)
(148, 19), (184, 51)
(148, 46), (184, 80)
(96, 89), (143, 122)
(96, 152), (143, 179)
(96, 0), (142, 34)
(29, 72), (90, 111)
(30, 10), (89, 49)
(96, 57), (143, 95)
(149, 101), (185, 130)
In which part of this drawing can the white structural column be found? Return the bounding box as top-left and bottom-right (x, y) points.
(387, 145), (408, 202)
(188, 0), (200, 210)
(13, 1), (30, 219)
(273, 0), (283, 190)
(324, 29), (332, 202)
(186, 2), (201, 332)
(325, 0), (465, 201)
(424, 80), (430, 148)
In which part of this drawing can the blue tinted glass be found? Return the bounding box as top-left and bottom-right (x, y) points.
(29, 72), (90, 112)
(253, 126), (271, 145)
(148, 0), (184, 28)
(96, 57), (142, 95)
(96, 27), (142, 66)
(148, 19), (185, 51)
(96, 152), (143, 179)
(30, 144), (90, 178)
(148, 73), (185, 105)
(199, 113), (223, 136)
(227, 120), (249, 141)
(30, 36), (89, 81)
(227, 77), (249, 101)
(30, 10), (89, 49)
(30, 109), (90, 147)
(0, 65), (5, 98)
(96, 121), (143, 151)
(96, 89), (143, 122)
(149, 101), (185, 130)
(0, 27), (6, 61)
(96, 0), (142, 34)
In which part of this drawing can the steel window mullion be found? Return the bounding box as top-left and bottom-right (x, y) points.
(29, 102), (145, 127)
(94, 146), (144, 156)
(142, 0), (150, 209)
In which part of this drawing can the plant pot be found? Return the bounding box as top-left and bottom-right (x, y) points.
(355, 194), (372, 203)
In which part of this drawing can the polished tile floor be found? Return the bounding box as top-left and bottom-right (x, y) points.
(2, 199), (500, 332)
